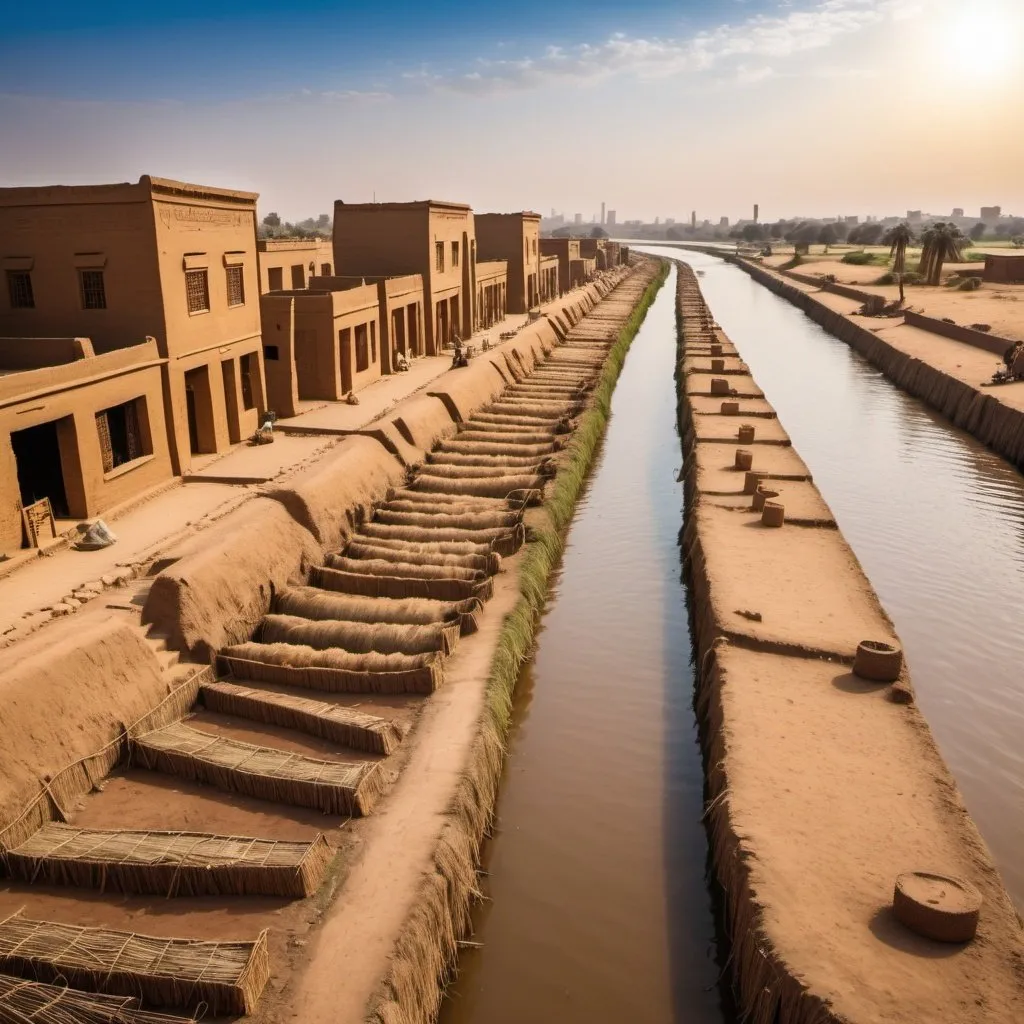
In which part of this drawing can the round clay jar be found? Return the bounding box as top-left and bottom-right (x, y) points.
(853, 640), (903, 682)
(752, 487), (779, 512)
(735, 449), (753, 471)
(721, 401), (740, 415)
(737, 425), (756, 444)
(893, 872), (982, 943)
(761, 501), (785, 527)
(743, 471), (766, 495)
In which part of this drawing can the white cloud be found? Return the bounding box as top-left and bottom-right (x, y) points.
(415, 0), (919, 95)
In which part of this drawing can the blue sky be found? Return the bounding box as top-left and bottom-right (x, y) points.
(2, 0), (1022, 221)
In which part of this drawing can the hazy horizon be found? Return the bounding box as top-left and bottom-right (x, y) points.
(2, 0), (1021, 222)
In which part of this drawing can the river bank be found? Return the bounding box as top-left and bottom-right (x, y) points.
(674, 261), (1024, 1024)
(720, 254), (1024, 470)
(0, 260), (665, 1024)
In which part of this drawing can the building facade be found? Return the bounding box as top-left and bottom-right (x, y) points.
(475, 212), (541, 313)
(540, 238), (582, 295)
(258, 239), (334, 292)
(0, 337), (172, 555)
(332, 200), (475, 354)
(474, 261), (508, 331)
(0, 176), (266, 473)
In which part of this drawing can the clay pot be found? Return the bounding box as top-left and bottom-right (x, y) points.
(893, 872), (981, 943)
(743, 471), (766, 495)
(761, 501), (785, 527)
(721, 401), (740, 415)
(752, 487), (779, 512)
(734, 449), (753, 471)
(853, 640), (903, 682)
(710, 378), (730, 396)
(710, 343), (723, 357)
(737, 424), (755, 444)
(711, 358), (725, 372)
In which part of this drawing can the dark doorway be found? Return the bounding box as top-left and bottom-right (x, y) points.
(436, 301), (448, 354)
(339, 328), (353, 393)
(184, 365), (216, 454)
(12, 420), (70, 518)
(186, 386), (200, 454)
(221, 359), (241, 443)
(407, 305), (419, 356)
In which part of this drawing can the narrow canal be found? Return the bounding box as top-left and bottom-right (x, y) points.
(440, 264), (733, 1024)
(643, 245), (1024, 907)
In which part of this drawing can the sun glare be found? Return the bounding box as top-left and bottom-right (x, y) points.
(941, 1), (1017, 76)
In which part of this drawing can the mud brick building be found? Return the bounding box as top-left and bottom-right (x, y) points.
(475, 212), (541, 313)
(0, 176), (266, 474)
(258, 239), (334, 292)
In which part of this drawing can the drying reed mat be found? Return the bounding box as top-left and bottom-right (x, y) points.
(131, 722), (385, 816)
(200, 680), (404, 755)
(219, 641), (443, 695)
(0, 973), (198, 1024)
(3, 823), (331, 898)
(0, 913), (269, 1016)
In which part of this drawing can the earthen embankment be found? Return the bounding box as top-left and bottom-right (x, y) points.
(723, 254), (1024, 471)
(675, 261), (1024, 1024)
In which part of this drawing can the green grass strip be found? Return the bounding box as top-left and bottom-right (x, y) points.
(484, 260), (670, 738)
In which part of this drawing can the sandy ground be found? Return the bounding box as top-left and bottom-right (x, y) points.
(0, 309), (542, 645)
(677, 266), (1024, 1023)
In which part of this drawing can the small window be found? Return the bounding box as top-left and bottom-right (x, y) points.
(6, 270), (34, 309)
(263, 344), (280, 361)
(355, 323), (369, 372)
(321, 262), (331, 276)
(532, 238), (537, 255)
(291, 264), (305, 289)
(240, 352), (256, 410)
(525, 239), (529, 260)
(451, 242), (459, 267)
(435, 241), (444, 273)
(370, 320), (377, 363)
(79, 269), (107, 309)
(267, 267), (283, 291)
(96, 398), (149, 472)
(226, 265), (245, 306)
(186, 269), (210, 313)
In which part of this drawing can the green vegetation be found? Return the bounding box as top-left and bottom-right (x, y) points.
(841, 250), (889, 266)
(258, 212), (331, 240)
(920, 222), (967, 285)
(883, 222), (915, 304)
(957, 277), (982, 291)
(961, 250), (986, 263)
(484, 262), (669, 742)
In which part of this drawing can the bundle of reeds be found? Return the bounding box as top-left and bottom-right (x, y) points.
(343, 540), (497, 577)
(373, 509), (521, 531)
(482, 400), (569, 419)
(343, 535), (494, 557)
(470, 411), (565, 427)
(312, 564), (492, 603)
(426, 452), (549, 471)
(3, 824), (330, 898)
(384, 491), (511, 510)
(357, 522), (524, 550)
(435, 441), (554, 459)
(220, 640), (443, 694)
(0, 974), (198, 1024)
(0, 914), (270, 1016)
(260, 612), (460, 657)
(200, 681), (404, 754)
(131, 722), (384, 816)
(413, 463), (541, 480)
(274, 587), (464, 628)
(452, 429), (558, 446)
(412, 474), (544, 504)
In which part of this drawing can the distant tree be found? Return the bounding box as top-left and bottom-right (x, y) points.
(919, 222), (966, 285)
(1006, 217), (1024, 237)
(666, 226), (686, 241)
(590, 226), (608, 238)
(769, 222), (786, 239)
(1012, 236), (1024, 249)
(316, 213), (331, 228)
(883, 222), (915, 305)
(969, 222), (987, 241)
(818, 224), (838, 252)
(262, 212), (281, 228)
(551, 226), (573, 238)
(833, 222), (850, 242)
(858, 223), (885, 246)
(741, 223), (765, 242)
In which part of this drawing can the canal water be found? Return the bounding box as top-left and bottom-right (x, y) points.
(643, 245), (1024, 907)
(440, 264), (732, 1024)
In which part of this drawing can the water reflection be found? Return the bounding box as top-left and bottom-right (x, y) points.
(641, 245), (1024, 907)
(440, 267), (732, 1024)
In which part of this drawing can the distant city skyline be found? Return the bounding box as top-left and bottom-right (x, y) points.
(2, 0), (1021, 220)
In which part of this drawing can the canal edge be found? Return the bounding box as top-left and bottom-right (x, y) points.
(672, 261), (1024, 1024)
(365, 258), (670, 1024)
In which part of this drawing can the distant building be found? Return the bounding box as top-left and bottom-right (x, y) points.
(753, 203), (759, 223)
(258, 239), (333, 293)
(691, 211), (697, 229)
(574, 213), (582, 225)
(719, 216), (729, 228)
(475, 211), (541, 312)
(952, 208), (964, 218)
(332, 199), (475, 355)
(607, 210), (617, 227)
(980, 206), (1001, 222)
(665, 218), (675, 226)
(845, 215), (859, 225)
(907, 210), (923, 223)
(600, 202), (606, 226)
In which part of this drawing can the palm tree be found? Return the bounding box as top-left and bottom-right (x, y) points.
(919, 222), (966, 286)
(883, 222), (914, 305)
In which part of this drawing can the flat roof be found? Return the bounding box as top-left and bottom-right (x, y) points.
(333, 199), (471, 213)
(0, 175), (257, 207)
(476, 211), (542, 220)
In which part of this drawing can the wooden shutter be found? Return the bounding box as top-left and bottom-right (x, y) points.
(95, 412), (113, 473)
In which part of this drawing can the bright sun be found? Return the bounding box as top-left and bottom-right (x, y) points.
(941, 1), (1017, 76)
